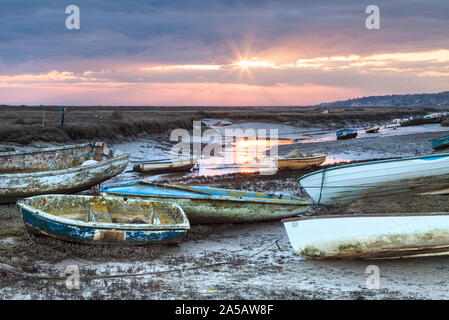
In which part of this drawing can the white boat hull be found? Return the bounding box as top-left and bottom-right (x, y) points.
(283, 213), (449, 259)
(298, 153), (449, 205)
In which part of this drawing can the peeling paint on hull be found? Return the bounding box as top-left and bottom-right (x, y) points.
(0, 143), (129, 204)
(18, 195), (190, 245)
(283, 213), (449, 259)
(101, 182), (312, 224)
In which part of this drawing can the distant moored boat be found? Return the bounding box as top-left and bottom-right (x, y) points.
(336, 129), (357, 140)
(365, 125), (380, 133)
(132, 157), (196, 174)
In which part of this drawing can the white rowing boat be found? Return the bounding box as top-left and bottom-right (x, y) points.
(298, 153), (449, 205)
(282, 213), (449, 259)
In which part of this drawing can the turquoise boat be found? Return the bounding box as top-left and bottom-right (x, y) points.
(101, 182), (312, 224)
(430, 135), (449, 150)
(17, 195), (190, 245)
(336, 129), (357, 140)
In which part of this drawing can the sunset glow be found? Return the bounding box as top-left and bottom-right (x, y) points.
(1, 1), (448, 105)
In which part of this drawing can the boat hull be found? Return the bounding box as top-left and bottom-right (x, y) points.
(430, 136), (449, 150)
(18, 195), (189, 245)
(283, 213), (449, 259)
(102, 183), (311, 224)
(278, 155), (326, 171)
(0, 143), (129, 204)
(298, 153), (449, 205)
(133, 159), (195, 174)
(365, 125), (380, 133)
(336, 129), (357, 140)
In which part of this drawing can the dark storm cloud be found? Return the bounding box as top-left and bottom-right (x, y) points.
(0, 0), (448, 71)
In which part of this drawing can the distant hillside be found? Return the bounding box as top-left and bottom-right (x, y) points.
(319, 91), (449, 107)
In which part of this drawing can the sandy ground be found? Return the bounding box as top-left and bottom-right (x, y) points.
(3, 115), (449, 299)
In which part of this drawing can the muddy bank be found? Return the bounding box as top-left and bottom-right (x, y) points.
(0, 105), (440, 145)
(278, 129), (449, 160)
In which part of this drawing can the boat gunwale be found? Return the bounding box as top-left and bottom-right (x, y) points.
(17, 195), (190, 230)
(281, 212), (449, 223)
(101, 181), (312, 206)
(298, 152), (449, 182)
(0, 152), (129, 179)
(0, 142), (95, 157)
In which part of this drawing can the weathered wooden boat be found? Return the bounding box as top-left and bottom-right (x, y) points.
(17, 195), (189, 245)
(430, 135), (449, 150)
(298, 153), (449, 206)
(336, 129), (357, 140)
(0, 142), (129, 204)
(132, 157), (195, 174)
(278, 154), (326, 171)
(101, 182), (312, 224)
(282, 213), (449, 259)
(365, 125), (380, 133)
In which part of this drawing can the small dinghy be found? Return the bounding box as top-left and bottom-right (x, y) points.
(278, 151), (326, 171)
(0, 142), (129, 204)
(365, 125), (380, 133)
(282, 213), (449, 259)
(101, 182), (312, 224)
(17, 195), (190, 245)
(336, 129), (357, 140)
(132, 157), (195, 174)
(430, 135), (449, 150)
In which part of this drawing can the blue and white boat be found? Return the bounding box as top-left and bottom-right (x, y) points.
(298, 153), (449, 205)
(336, 129), (357, 140)
(430, 135), (449, 150)
(17, 195), (190, 245)
(101, 182), (312, 224)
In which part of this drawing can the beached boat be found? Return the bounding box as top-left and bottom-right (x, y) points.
(17, 195), (189, 245)
(278, 154), (326, 171)
(336, 129), (357, 140)
(101, 182), (312, 224)
(430, 135), (449, 150)
(0, 142), (129, 204)
(132, 157), (195, 174)
(401, 116), (443, 127)
(282, 213), (449, 259)
(298, 153), (449, 206)
(384, 119), (402, 128)
(365, 125), (380, 133)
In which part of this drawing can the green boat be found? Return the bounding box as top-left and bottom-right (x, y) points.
(101, 182), (312, 224)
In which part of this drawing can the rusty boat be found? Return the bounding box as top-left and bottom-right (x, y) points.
(0, 142), (129, 203)
(101, 181), (312, 224)
(17, 195), (190, 245)
(282, 213), (449, 259)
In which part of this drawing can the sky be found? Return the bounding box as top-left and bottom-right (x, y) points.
(1, 0), (449, 106)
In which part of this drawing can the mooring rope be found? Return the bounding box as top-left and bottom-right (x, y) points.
(3, 236), (283, 282)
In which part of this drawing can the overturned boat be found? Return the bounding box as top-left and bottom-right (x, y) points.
(17, 195), (189, 245)
(282, 213), (449, 259)
(101, 182), (312, 224)
(277, 154), (326, 171)
(132, 157), (195, 174)
(0, 142), (129, 203)
(298, 153), (449, 205)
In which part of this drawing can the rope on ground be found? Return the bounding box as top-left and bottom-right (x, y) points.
(2, 237), (284, 282)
